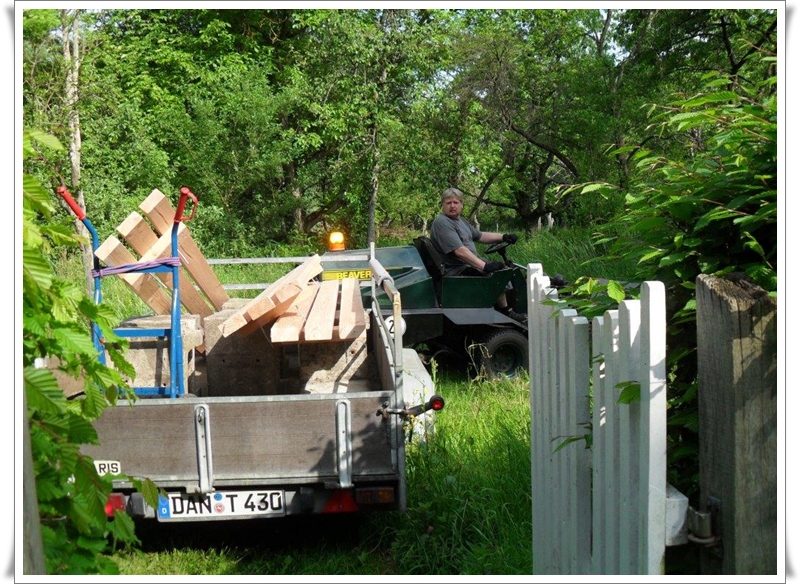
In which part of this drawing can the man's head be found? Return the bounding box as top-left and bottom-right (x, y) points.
(441, 187), (464, 219)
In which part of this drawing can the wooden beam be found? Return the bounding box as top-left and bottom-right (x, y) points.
(116, 212), (213, 319)
(236, 282), (303, 338)
(219, 255), (323, 338)
(94, 236), (172, 315)
(336, 278), (367, 340)
(139, 189), (230, 310)
(303, 279), (339, 342)
(124, 221), (214, 316)
(271, 283), (320, 343)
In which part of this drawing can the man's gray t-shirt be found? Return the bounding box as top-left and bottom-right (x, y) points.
(430, 213), (482, 271)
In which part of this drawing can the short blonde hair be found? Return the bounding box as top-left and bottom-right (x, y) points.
(441, 187), (464, 203)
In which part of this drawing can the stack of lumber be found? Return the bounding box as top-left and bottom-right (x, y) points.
(98, 188), (367, 346)
(219, 255), (367, 343)
(96, 189), (230, 333)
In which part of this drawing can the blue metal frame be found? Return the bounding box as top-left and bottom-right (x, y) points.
(80, 213), (185, 398)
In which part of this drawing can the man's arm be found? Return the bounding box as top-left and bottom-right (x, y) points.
(478, 232), (504, 244)
(452, 245), (489, 270)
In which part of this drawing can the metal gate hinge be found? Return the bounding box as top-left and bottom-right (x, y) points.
(687, 497), (722, 553)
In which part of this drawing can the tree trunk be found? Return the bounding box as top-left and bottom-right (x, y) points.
(368, 123), (379, 244)
(367, 12), (391, 244)
(61, 9), (92, 293)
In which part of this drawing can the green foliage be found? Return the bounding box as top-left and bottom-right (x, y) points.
(574, 68), (777, 499)
(23, 129), (142, 574)
(25, 8), (777, 244)
(613, 72), (777, 293)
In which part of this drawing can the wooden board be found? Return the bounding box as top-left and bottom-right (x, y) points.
(269, 278), (367, 344)
(219, 255), (323, 338)
(271, 283), (320, 343)
(128, 224), (214, 318)
(139, 189), (230, 310)
(95, 236), (172, 315)
(116, 212), (213, 319)
(303, 280), (340, 342)
(336, 278), (367, 341)
(236, 282), (304, 338)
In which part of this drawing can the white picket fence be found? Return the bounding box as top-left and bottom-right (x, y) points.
(527, 263), (688, 575)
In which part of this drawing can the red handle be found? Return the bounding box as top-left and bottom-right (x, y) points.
(175, 187), (198, 223)
(56, 185), (86, 220)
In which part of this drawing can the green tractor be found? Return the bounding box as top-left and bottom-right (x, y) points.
(320, 235), (543, 379)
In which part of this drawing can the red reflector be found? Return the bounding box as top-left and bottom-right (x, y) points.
(322, 489), (359, 513)
(430, 395), (445, 411)
(355, 486), (395, 505)
(105, 493), (126, 517)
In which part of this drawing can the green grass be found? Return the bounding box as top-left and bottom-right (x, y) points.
(383, 370), (533, 575)
(512, 226), (636, 284)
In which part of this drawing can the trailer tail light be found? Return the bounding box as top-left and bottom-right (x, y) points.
(105, 493), (126, 517)
(328, 231), (345, 251)
(428, 395), (445, 411)
(355, 486), (395, 505)
(322, 489), (359, 513)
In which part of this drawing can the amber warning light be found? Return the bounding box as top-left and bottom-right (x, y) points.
(328, 231), (345, 251)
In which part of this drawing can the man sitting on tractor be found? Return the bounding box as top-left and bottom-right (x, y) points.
(430, 186), (527, 324)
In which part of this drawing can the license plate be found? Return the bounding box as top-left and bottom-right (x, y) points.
(156, 490), (286, 521)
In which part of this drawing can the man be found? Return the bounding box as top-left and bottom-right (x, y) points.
(430, 186), (527, 324)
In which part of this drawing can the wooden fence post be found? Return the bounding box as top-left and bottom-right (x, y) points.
(696, 274), (777, 575)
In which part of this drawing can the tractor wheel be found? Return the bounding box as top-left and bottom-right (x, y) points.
(476, 329), (529, 379)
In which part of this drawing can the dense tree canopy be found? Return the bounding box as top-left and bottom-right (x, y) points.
(22, 7), (778, 253)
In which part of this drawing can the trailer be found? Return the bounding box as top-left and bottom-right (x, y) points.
(58, 187), (443, 523)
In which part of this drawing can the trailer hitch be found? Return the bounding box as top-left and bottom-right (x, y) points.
(377, 395), (445, 420)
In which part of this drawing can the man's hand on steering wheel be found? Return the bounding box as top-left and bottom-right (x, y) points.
(485, 241), (510, 255)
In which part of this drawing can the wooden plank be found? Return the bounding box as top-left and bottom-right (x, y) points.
(219, 255), (322, 338)
(600, 310), (620, 573)
(617, 300), (641, 574)
(640, 281), (667, 574)
(336, 278), (366, 340)
(116, 212), (213, 319)
(126, 224), (214, 317)
(140, 188), (230, 310)
(270, 283), (320, 343)
(236, 282), (303, 338)
(303, 279), (339, 342)
(94, 236), (172, 315)
(590, 314), (607, 575)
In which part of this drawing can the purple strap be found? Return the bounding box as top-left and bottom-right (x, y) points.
(92, 256), (181, 278)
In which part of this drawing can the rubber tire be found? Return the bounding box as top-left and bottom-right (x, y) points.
(478, 328), (529, 379)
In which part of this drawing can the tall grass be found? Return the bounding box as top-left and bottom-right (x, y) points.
(381, 370), (533, 575)
(514, 226), (636, 284)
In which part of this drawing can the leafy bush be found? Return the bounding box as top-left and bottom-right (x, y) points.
(570, 67), (777, 499)
(23, 129), (143, 574)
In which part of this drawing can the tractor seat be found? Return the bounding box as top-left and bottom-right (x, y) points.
(413, 236), (446, 280)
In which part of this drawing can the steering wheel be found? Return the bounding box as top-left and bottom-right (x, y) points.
(485, 240), (511, 255)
